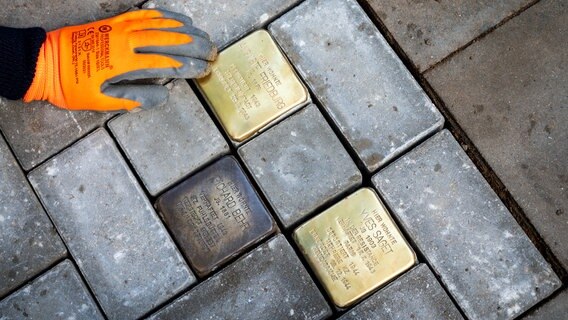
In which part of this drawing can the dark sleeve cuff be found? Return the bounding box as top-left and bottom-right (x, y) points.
(0, 26), (46, 100)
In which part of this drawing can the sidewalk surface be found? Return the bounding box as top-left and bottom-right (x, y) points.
(1, 0), (566, 319)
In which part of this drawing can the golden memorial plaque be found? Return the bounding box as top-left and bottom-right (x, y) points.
(197, 30), (309, 142)
(293, 188), (416, 308)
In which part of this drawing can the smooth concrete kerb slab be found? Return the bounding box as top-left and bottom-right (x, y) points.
(28, 129), (195, 320)
(0, 134), (66, 298)
(269, 0), (443, 172)
(109, 79), (229, 196)
(373, 130), (561, 320)
(239, 104), (362, 229)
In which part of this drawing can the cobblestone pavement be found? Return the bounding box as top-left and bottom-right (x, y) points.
(0, 0), (566, 319)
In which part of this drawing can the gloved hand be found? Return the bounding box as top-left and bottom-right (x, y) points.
(23, 9), (217, 111)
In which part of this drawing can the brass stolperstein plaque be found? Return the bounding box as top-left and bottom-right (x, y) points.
(197, 30), (309, 142)
(293, 188), (417, 308)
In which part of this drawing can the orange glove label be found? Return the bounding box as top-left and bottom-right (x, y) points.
(24, 10), (198, 111)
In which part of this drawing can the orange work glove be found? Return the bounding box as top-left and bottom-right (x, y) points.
(23, 9), (217, 111)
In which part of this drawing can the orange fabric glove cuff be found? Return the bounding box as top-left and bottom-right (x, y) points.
(23, 31), (66, 108)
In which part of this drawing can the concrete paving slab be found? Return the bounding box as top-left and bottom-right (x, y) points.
(109, 80), (229, 196)
(143, 0), (302, 49)
(0, 99), (114, 171)
(155, 156), (276, 277)
(0, 134), (66, 298)
(148, 234), (332, 320)
(239, 104), (361, 229)
(27, 129), (194, 320)
(0, 260), (103, 320)
(269, 0), (443, 172)
(365, 0), (532, 72)
(0, 0), (139, 30)
(425, 0), (568, 270)
(340, 264), (463, 320)
(373, 130), (561, 320)
(523, 289), (568, 320)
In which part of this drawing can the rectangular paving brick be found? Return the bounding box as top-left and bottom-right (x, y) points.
(340, 264), (463, 320)
(365, 0), (532, 72)
(156, 156), (276, 277)
(373, 130), (561, 320)
(0, 134), (66, 298)
(0, 99), (114, 171)
(239, 104), (361, 229)
(28, 129), (194, 320)
(144, 0), (302, 48)
(0, 260), (103, 319)
(425, 0), (568, 270)
(0, 0), (139, 29)
(148, 234), (332, 320)
(109, 79), (229, 196)
(269, 0), (443, 172)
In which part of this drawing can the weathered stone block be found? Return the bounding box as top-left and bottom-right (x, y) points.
(0, 260), (103, 319)
(365, 0), (532, 72)
(109, 80), (229, 196)
(269, 0), (443, 172)
(0, 99), (114, 171)
(0, 134), (66, 298)
(373, 130), (561, 320)
(425, 0), (568, 270)
(148, 234), (332, 320)
(239, 104), (361, 228)
(155, 156), (276, 277)
(143, 0), (302, 48)
(28, 129), (194, 320)
(340, 264), (463, 320)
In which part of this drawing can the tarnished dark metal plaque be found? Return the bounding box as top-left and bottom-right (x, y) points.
(156, 156), (276, 277)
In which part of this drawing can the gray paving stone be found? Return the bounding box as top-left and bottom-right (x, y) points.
(425, 0), (568, 270)
(155, 156), (276, 277)
(27, 129), (194, 320)
(0, 1), (140, 171)
(340, 264), (463, 320)
(0, 260), (103, 320)
(109, 80), (229, 196)
(269, 0), (443, 173)
(523, 289), (568, 320)
(0, 0), (139, 30)
(373, 130), (561, 320)
(143, 0), (301, 49)
(0, 99), (115, 171)
(148, 234), (332, 320)
(365, 0), (532, 72)
(239, 104), (361, 229)
(0, 135), (66, 298)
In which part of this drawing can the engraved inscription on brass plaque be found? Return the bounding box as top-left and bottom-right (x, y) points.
(197, 30), (309, 142)
(156, 156), (276, 276)
(293, 188), (416, 308)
